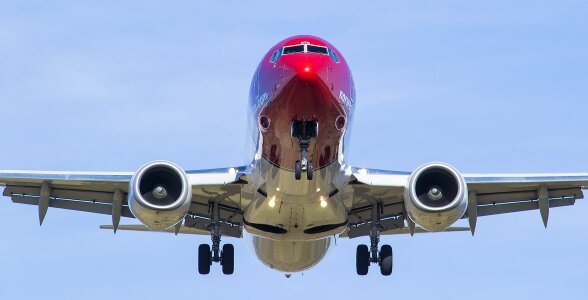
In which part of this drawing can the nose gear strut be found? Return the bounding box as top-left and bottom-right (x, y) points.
(291, 120), (318, 180)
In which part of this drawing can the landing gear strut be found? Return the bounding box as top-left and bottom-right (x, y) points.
(292, 120), (317, 181)
(356, 203), (393, 276)
(198, 201), (234, 275)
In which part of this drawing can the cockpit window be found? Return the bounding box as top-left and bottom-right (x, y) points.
(280, 43), (340, 63)
(328, 49), (340, 63)
(307, 45), (328, 55)
(269, 49), (281, 63)
(283, 45), (305, 55)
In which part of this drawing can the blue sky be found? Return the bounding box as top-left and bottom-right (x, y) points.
(0, 1), (587, 298)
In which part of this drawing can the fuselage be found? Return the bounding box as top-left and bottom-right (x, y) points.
(243, 36), (356, 272)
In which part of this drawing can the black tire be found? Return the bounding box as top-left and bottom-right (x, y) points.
(295, 160), (302, 180)
(380, 244), (393, 276)
(306, 161), (313, 180)
(356, 244), (370, 275)
(221, 244), (235, 275)
(198, 244), (211, 275)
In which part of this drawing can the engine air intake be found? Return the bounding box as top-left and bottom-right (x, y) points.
(139, 166), (184, 206)
(414, 167), (459, 208)
(404, 162), (468, 232)
(128, 161), (192, 230)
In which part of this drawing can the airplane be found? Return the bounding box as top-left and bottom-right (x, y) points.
(1, 35), (587, 276)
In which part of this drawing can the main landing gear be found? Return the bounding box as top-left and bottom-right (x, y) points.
(198, 201), (234, 275)
(356, 203), (393, 276)
(292, 120), (318, 181)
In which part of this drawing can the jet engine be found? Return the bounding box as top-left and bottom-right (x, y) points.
(404, 162), (468, 232)
(128, 161), (192, 230)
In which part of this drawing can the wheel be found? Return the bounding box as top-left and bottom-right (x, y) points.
(198, 244), (211, 275)
(306, 161), (313, 180)
(379, 244), (393, 276)
(356, 244), (370, 275)
(294, 160), (302, 180)
(221, 244), (235, 275)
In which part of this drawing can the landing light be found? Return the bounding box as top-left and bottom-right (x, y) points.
(269, 196), (276, 208)
(320, 196), (328, 208)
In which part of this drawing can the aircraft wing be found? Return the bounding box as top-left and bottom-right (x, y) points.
(344, 167), (588, 238)
(0, 166), (249, 237)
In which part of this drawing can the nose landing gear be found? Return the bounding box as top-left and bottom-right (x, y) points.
(294, 159), (313, 181)
(292, 120), (318, 181)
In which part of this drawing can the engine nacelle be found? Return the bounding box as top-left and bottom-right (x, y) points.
(128, 161), (192, 230)
(404, 162), (468, 232)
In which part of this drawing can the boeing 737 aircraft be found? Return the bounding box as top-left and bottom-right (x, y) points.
(1, 35), (586, 276)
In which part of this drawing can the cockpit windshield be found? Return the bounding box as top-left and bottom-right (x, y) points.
(307, 45), (328, 55)
(283, 45), (305, 55)
(271, 43), (340, 63)
(282, 44), (329, 56)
